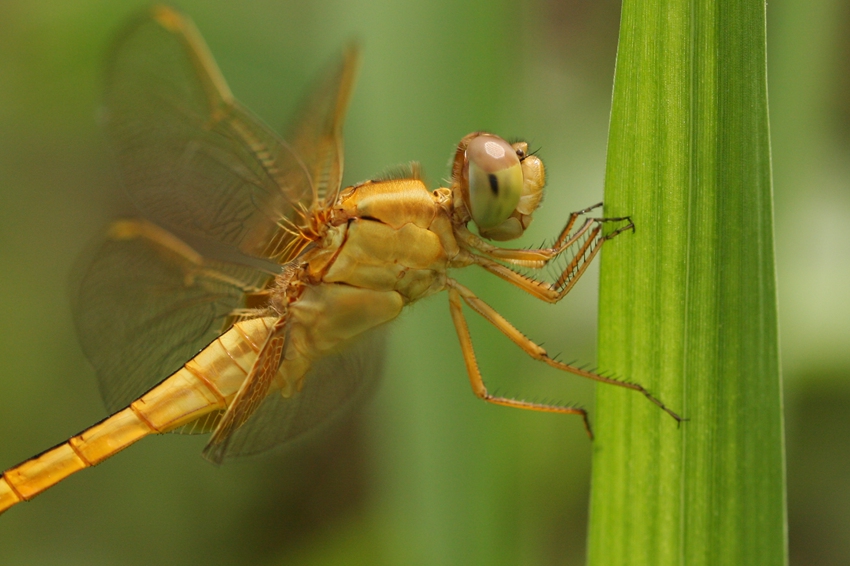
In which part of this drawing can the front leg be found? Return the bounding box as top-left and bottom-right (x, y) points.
(461, 217), (634, 303)
(455, 202), (604, 268)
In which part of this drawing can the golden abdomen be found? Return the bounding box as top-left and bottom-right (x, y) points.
(0, 317), (279, 513)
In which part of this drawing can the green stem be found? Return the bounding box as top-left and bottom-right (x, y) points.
(586, 0), (786, 564)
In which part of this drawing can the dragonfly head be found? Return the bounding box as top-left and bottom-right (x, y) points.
(451, 132), (545, 241)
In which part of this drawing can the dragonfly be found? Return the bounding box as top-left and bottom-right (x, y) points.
(0, 6), (682, 515)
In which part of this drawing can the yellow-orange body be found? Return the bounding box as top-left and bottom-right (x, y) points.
(0, 317), (271, 511)
(1, 6), (680, 517)
(0, 176), (463, 513)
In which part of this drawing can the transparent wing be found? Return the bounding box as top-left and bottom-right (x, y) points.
(215, 326), (387, 462)
(202, 315), (289, 464)
(103, 6), (315, 261)
(72, 220), (272, 412)
(285, 44), (360, 205)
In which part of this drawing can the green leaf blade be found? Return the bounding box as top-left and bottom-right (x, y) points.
(587, 0), (786, 565)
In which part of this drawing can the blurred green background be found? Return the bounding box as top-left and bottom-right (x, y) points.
(0, 1), (846, 564)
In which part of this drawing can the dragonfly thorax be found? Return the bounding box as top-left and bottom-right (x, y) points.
(305, 177), (457, 305)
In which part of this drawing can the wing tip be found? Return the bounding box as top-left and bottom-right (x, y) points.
(201, 439), (227, 466)
(151, 5), (186, 32)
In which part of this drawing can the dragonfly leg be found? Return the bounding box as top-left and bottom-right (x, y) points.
(456, 202), (633, 269)
(467, 216), (626, 303)
(446, 279), (683, 424)
(456, 211), (599, 268)
(447, 284), (594, 438)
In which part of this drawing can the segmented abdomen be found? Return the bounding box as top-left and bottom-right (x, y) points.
(0, 317), (277, 514)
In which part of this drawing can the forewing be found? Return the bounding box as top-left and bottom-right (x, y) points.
(72, 220), (271, 412)
(285, 45), (360, 205)
(214, 326), (387, 462)
(103, 6), (314, 261)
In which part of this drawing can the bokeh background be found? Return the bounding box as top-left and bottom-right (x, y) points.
(0, 1), (846, 564)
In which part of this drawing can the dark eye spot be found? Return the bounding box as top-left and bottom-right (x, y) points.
(488, 173), (499, 195)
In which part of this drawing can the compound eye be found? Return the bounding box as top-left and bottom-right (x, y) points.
(466, 135), (523, 230)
